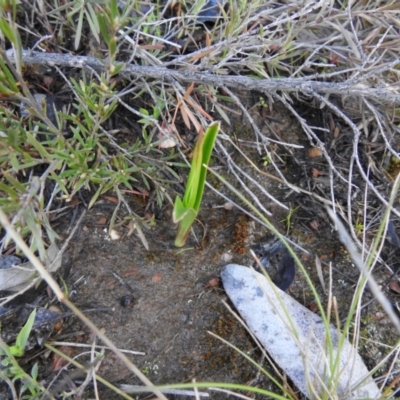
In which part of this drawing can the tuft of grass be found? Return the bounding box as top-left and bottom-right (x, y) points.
(0, 0), (186, 255)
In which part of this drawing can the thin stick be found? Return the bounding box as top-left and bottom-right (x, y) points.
(4, 49), (400, 104)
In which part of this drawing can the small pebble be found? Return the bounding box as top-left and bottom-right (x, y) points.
(205, 276), (220, 288)
(120, 295), (134, 308)
(110, 229), (121, 240)
(220, 252), (233, 262)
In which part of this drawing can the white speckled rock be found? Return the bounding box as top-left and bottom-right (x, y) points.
(221, 264), (381, 399)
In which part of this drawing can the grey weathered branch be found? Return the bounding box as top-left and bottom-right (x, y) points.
(5, 49), (400, 104)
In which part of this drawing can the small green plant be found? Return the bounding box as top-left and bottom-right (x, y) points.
(2, 310), (36, 359)
(173, 121), (220, 247)
(0, 309), (45, 398)
(280, 205), (299, 234)
(354, 215), (364, 237)
(258, 96), (268, 108)
(261, 154), (272, 166)
(137, 100), (165, 139)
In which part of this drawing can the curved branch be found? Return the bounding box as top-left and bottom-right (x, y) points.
(5, 49), (400, 105)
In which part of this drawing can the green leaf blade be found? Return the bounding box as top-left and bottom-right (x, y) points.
(15, 309), (36, 357)
(173, 196), (189, 223)
(173, 121), (220, 247)
(193, 121), (220, 211)
(175, 208), (197, 247)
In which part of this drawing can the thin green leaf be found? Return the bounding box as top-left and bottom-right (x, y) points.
(86, 4), (100, 43)
(182, 133), (204, 208)
(175, 208), (197, 247)
(173, 121), (220, 247)
(88, 185), (103, 209)
(26, 133), (50, 159)
(0, 180), (18, 197)
(75, 8), (84, 50)
(173, 196), (189, 223)
(214, 104), (231, 125)
(0, 58), (19, 92)
(15, 309), (36, 356)
(97, 12), (110, 46)
(0, 18), (16, 45)
(31, 362), (38, 380)
(111, 62), (126, 75)
(193, 121), (220, 211)
(3, 172), (26, 192)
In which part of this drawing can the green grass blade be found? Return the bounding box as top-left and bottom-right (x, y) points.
(174, 208), (197, 247)
(183, 121), (220, 210)
(13, 309), (36, 357)
(174, 121), (220, 247)
(193, 121), (220, 211)
(173, 195), (189, 223)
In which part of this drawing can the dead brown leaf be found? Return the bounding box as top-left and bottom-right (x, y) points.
(52, 346), (74, 371)
(103, 195), (119, 203)
(97, 216), (107, 225)
(308, 147), (323, 158)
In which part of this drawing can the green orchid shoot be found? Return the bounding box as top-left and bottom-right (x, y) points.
(173, 121), (220, 247)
